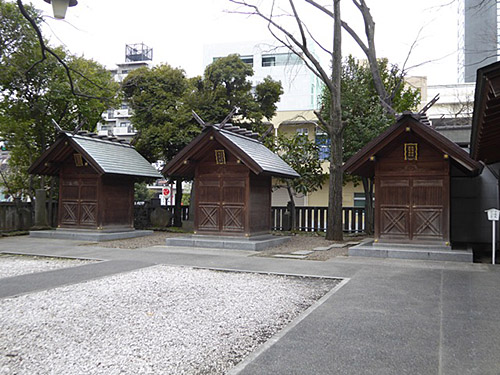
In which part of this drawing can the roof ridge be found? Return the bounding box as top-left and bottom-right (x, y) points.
(218, 127), (263, 144)
(69, 132), (133, 148)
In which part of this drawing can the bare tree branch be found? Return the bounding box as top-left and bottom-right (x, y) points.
(303, 0), (393, 110)
(228, 0), (334, 93)
(16, 0), (113, 102)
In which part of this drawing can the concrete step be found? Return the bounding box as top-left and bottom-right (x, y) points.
(165, 235), (290, 251)
(30, 229), (154, 242)
(349, 241), (473, 262)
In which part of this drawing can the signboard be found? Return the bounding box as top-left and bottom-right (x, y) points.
(486, 208), (500, 221)
(162, 187), (171, 198)
(485, 208), (499, 265)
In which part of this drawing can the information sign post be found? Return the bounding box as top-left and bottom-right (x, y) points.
(485, 208), (500, 265)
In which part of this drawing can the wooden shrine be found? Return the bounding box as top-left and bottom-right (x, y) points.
(471, 61), (500, 164)
(29, 131), (162, 230)
(164, 123), (299, 237)
(344, 113), (482, 245)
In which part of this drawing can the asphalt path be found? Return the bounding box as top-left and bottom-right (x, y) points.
(1, 236), (498, 375)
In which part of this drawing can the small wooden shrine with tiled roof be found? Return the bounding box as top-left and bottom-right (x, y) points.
(344, 112), (482, 246)
(29, 130), (162, 231)
(164, 120), (299, 237)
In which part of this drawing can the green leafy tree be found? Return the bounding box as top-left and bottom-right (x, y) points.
(0, 0), (119, 199)
(122, 64), (199, 227)
(188, 54), (283, 134)
(122, 64), (198, 163)
(271, 133), (327, 229)
(134, 182), (154, 202)
(321, 56), (420, 233)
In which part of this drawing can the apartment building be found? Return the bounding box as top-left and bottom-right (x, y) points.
(97, 43), (153, 141)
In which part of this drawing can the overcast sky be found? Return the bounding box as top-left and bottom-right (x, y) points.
(36, 0), (459, 85)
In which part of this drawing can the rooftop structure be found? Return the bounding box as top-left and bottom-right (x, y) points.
(98, 43), (153, 141)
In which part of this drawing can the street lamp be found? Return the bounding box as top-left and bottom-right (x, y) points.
(43, 0), (78, 19)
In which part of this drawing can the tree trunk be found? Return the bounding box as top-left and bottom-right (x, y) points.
(47, 177), (57, 227)
(286, 183), (296, 231)
(173, 178), (183, 227)
(326, 0), (343, 241)
(362, 176), (374, 235)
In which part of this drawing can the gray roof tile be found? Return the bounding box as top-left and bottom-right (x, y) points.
(71, 134), (162, 179)
(219, 129), (299, 178)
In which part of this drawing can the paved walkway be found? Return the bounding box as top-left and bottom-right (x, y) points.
(1, 236), (499, 374)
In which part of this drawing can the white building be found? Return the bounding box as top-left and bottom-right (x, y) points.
(203, 41), (321, 112)
(457, 0), (499, 83)
(97, 43), (153, 141)
(426, 82), (475, 120)
(424, 82), (476, 146)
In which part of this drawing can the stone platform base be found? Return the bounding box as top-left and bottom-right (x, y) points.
(29, 229), (154, 242)
(349, 240), (473, 262)
(165, 234), (290, 251)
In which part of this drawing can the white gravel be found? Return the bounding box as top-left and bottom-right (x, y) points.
(0, 254), (94, 279)
(0, 265), (338, 375)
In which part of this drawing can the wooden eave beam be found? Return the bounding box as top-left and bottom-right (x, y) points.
(483, 111), (500, 123)
(484, 100), (500, 116)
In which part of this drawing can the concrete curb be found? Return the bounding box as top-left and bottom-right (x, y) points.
(227, 277), (350, 375)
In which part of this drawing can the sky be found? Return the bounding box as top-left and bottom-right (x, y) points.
(35, 0), (460, 85)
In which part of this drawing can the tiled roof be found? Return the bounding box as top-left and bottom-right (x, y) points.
(69, 133), (162, 178)
(29, 131), (162, 179)
(163, 123), (300, 179)
(218, 129), (300, 178)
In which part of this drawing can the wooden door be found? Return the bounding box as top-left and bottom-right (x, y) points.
(411, 178), (447, 241)
(378, 178), (410, 241)
(377, 177), (447, 242)
(59, 177), (98, 228)
(196, 175), (246, 234)
(221, 178), (245, 233)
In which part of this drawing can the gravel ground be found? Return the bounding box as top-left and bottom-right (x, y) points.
(0, 265), (338, 375)
(91, 231), (368, 261)
(0, 254), (94, 279)
(90, 231), (185, 249)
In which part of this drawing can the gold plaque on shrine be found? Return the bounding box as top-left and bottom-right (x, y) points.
(404, 143), (418, 161)
(215, 150), (226, 164)
(73, 153), (84, 167)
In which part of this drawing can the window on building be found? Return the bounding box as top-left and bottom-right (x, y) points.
(240, 55), (254, 66)
(213, 56), (253, 66)
(121, 103), (129, 110)
(315, 129), (330, 160)
(107, 109), (115, 119)
(296, 128), (308, 136)
(120, 122), (130, 127)
(262, 56), (276, 67)
(262, 53), (303, 67)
